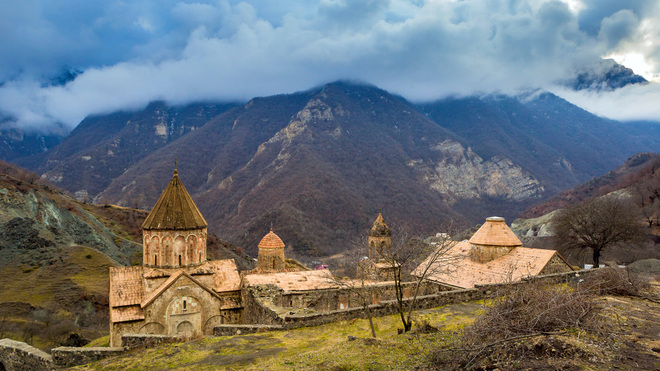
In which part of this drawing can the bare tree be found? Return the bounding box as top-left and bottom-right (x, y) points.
(385, 226), (458, 333)
(634, 177), (660, 227)
(329, 242), (379, 338)
(551, 195), (645, 267)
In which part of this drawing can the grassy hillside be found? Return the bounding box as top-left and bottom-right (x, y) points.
(73, 273), (660, 370)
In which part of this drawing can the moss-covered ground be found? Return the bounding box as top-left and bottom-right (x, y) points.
(74, 301), (483, 370)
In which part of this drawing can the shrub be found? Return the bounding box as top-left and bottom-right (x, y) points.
(582, 266), (651, 298)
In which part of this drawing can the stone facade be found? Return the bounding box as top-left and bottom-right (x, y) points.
(143, 228), (207, 267)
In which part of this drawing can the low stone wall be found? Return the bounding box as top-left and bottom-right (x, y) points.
(253, 269), (591, 330)
(51, 347), (125, 368)
(0, 338), (54, 371)
(213, 324), (283, 336)
(121, 334), (183, 349)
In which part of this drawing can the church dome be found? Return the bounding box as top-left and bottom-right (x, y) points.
(142, 165), (207, 230)
(258, 229), (285, 249)
(369, 212), (391, 237)
(469, 217), (522, 247)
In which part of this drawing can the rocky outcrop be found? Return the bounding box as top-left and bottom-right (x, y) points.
(0, 180), (140, 265)
(410, 140), (545, 202)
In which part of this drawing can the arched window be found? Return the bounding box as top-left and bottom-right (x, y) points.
(154, 255), (158, 266)
(178, 254), (182, 266)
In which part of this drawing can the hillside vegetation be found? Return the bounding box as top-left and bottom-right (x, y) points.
(73, 268), (660, 370)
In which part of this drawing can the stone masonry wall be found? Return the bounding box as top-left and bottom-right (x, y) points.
(51, 347), (126, 368)
(248, 269), (590, 330)
(121, 334), (183, 349)
(0, 338), (54, 371)
(213, 324), (282, 336)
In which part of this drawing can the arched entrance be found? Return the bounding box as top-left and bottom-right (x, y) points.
(176, 321), (194, 336)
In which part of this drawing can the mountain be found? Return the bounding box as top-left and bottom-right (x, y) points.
(0, 125), (66, 163)
(19, 81), (660, 257)
(418, 91), (659, 195)
(567, 58), (647, 91)
(28, 101), (238, 201)
(520, 152), (660, 219)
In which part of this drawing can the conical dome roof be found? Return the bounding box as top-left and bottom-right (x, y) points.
(142, 166), (207, 230)
(469, 217), (522, 247)
(369, 212), (391, 237)
(258, 229), (285, 249)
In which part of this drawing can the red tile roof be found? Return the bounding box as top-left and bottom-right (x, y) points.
(258, 229), (285, 249)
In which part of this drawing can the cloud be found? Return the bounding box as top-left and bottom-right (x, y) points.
(0, 0), (659, 130)
(551, 82), (660, 121)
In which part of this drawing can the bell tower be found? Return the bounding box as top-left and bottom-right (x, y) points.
(141, 161), (208, 268)
(368, 212), (391, 260)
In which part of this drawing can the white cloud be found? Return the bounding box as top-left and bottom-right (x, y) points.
(552, 82), (660, 121)
(0, 0), (659, 129)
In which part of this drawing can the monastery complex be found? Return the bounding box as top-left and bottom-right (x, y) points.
(108, 166), (573, 346)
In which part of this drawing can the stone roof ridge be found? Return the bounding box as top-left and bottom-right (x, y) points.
(469, 216), (522, 247)
(142, 165), (207, 230)
(258, 228), (285, 249)
(140, 270), (221, 308)
(369, 212), (391, 237)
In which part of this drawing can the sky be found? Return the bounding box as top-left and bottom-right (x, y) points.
(1, 0), (659, 131)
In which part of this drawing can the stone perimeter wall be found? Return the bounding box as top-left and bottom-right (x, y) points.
(213, 324), (283, 336)
(0, 338), (54, 371)
(51, 347), (125, 368)
(246, 269), (592, 329)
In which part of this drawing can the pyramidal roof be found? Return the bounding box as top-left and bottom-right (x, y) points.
(258, 228), (285, 249)
(469, 217), (522, 247)
(369, 212), (391, 237)
(142, 165), (207, 230)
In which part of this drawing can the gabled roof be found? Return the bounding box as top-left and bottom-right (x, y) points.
(469, 217), (522, 247)
(142, 167), (207, 230)
(369, 212), (391, 237)
(412, 241), (571, 289)
(109, 266), (144, 307)
(141, 270), (223, 308)
(258, 229), (285, 249)
(141, 260), (242, 291)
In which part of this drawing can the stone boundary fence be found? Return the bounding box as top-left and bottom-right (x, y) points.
(249, 269), (593, 330)
(0, 338), (54, 371)
(51, 347), (125, 368)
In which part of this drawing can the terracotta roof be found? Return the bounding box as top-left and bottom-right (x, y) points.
(110, 305), (144, 323)
(469, 217), (522, 247)
(109, 266), (144, 307)
(412, 241), (569, 289)
(369, 212), (391, 237)
(258, 229), (285, 249)
(142, 260), (241, 292)
(243, 270), (339, 291)
(142, 167), (207, 230)
(141, 270), (223, 308)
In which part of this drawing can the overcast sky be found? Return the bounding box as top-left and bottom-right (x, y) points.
(1, 0), (659, 130)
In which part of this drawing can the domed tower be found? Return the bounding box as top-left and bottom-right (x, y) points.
(468, 217), (522, 263)
(141, 163), (208, 268)
(256, 228), (286, 272)
(368, 212), (392, 260)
